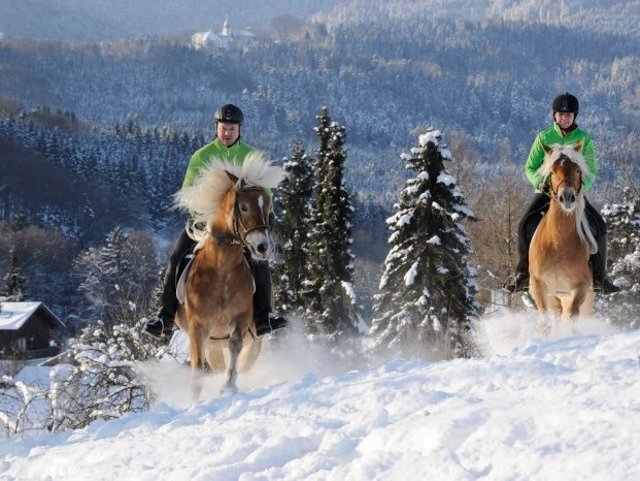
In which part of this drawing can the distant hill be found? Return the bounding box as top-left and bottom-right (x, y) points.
(0, 0), (347, 41)
(310, 0), (640, 39)
(0, 0), (638, 199)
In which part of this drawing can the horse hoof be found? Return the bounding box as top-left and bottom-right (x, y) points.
(220, 384), (238, 396)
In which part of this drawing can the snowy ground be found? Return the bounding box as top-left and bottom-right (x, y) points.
(1, 310), (639, 481)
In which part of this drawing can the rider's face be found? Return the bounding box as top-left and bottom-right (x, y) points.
(554, 111), (575, 130)
(216, 122), (240, 146)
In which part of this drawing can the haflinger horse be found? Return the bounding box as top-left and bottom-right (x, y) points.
(173, 152), (285, 398)
(528, 142), (598, 333)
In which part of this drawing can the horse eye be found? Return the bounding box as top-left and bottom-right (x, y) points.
(239, 203), (249, 213)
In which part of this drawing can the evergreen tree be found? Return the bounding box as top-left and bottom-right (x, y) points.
(2, 246), (27, 301)
(74, 227), (158, 325)
(303, 107), (361, 338)
(599, 188), (640, 328)
(10, 210), (28, 232)
(273, 142), (314, 315)
(370, 129), (479, 357)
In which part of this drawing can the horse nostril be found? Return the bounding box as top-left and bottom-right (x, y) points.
(257, 243), (267, 254)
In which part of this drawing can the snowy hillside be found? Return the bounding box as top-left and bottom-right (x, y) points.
(1, 315), (639, 481)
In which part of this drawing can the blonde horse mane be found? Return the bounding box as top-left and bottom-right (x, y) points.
(536, 143), (598, 254)
(174, 152), (286, 243)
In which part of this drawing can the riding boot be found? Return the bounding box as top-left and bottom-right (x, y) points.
(590, 233), (620, 294)
(503, 255), (530, 293)
(143, 230), (195, 339)
(247, 255), (288, 336)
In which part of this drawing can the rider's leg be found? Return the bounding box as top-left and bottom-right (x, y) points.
(584, 200), (620, 294)
(144, 229), (196, 339)
(504, 194), (549, 293)
(246, 253), (288, 336)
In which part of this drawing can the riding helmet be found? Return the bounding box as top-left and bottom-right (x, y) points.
(552, 92), (579, 116)
(215, 104), (244, 124)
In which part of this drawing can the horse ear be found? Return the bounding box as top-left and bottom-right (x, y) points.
(225, 171), (239, 184)
(574, 141), (583, 153)
(542, 144), (552, 156)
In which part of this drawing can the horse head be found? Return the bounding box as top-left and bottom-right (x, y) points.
(540, 142), (585, 214)
(175, 152), (286, 260)
(228, 175), (273, 260)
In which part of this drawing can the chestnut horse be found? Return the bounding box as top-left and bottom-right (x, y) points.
(173, 153), (285, 397)
(529, 143), (597, 332)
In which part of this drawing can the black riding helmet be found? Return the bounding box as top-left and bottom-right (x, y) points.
(215, 104), (244, 124)
(552, 92), (579, 117)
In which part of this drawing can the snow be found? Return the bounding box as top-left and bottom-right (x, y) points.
(2, 313), (640, 481)
(0, 302), (41, 330)
(427, 235), (441, 245)
(392, 212), (412, 227)
(437, 172), (457, 186)
(403, 260), (419, 286)
(419, 129), (442, 147)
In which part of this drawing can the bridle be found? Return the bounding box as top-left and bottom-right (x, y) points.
(545, 156), (582, 201)
(231, 185), (270, 243)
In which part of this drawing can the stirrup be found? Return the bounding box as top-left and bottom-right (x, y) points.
(255, 315), (288, 337)
(593, 277), (620, 294)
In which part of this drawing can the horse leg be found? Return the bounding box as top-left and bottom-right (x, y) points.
(221, 322), (243, 395)
(579, 288), (595, 319)
(189, 326), (206, 401)
(566, 284), (593, 332)
(238, 336), (262, 372)
(567, 286), (588, 319)
(545, 295), (567, 336)
(529, 277), (550, 335)
(205, 341), (226, 372)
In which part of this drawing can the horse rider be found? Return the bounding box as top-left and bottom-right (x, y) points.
(503, 92), (620, 295)
(143, 103), (288, 339)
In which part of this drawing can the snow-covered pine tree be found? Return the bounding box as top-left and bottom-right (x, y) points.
(370, 128), (479, 357)
(300, 110), (331, 325)
(74, 226), (158, 325)
(599, 187), (640, 328)
(302, 107), (361, 338)
(1, 246), (27, 302)
(273, 142), (314, 315)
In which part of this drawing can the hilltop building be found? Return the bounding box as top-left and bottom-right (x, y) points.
(191, 16), (254, 51)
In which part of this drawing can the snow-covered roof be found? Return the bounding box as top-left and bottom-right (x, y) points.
(0, 302), (64, 330)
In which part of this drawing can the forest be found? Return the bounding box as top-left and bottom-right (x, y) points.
(1, 0), (639, 336)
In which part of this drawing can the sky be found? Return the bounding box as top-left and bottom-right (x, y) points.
(1, 310), (639, 481)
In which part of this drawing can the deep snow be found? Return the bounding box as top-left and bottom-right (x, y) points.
(1, 311), (639, 481)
